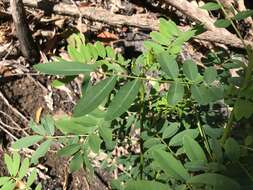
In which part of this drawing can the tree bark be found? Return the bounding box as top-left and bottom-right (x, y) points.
(10, 0), (40, 63)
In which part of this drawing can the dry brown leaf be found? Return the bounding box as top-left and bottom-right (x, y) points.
(97, 31), (118, 40)
(35, 107), (43, 123)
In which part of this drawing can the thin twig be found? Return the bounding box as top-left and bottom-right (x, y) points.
(0, 120), (19, 140)
(0, 110), (29, 136)
(0, 91), (29, 123)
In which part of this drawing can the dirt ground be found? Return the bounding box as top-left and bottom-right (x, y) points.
(0, 70), (113, 189)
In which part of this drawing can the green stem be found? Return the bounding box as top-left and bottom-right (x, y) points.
(139, 83), (145, 179)
(220, 110), (234, 144)
(46, 134), (88, 139)
(197, 121), (213, 160)
(104, 72), (193, 85)
(216, 0), (253, 89)
(240, 145), (253, 152)
(215, 1), (253, 142)
(156, 134), (175, 155)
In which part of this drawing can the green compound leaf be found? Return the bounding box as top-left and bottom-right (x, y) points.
(18, 158), (30, 179)
(204, 67), (217, 84)
(150, 31), (170, 45)
(57, 144), (81, 157)
(41, 115), (55, 136)
(209, 138), (223, 163)
(0, 177), (11, 186)
(74, 76), (117, 117)
(224, 137), (240, 162)
(4, 154), (14, 176)
(35, 183), (42, 190)
(80, 45), (92, 62)
(169, 129), (199, 146)
(0, 180), (16, 190)
(234, 10), (253, 21)
(27, 169), (37, 187)
(234, 99), (253, 120)
(105, 79), (141, 121)
(12, 135), (44, 149)
(191, 84), (216, 105)
(214, 19), (231, 28)
(187, 173), (240, 190)
(55, 115), (99, 135)
(157, 51), (179, 79)
(67, 46), (83, 62)
(200, 3), (221, 11)
(152, 149), (190, 181)
(183, 136), (207, 162)
(125, 180), (170, 190)
(29, 121), (46, 136)
(69, 152), (83, 172)
(95, 42), (106, 58)
(31, 139), (53, 164)
(183, 60), (200, 81)
(99, 124), (113, 147)
(88, 134), (102, 153)
(159, 18), (181, 37)
(34, 61), (97, 76)
(167, 82), (185, 105)
(162, 123), (180, 139)
(144, 41), (164, 54)
(12, 152), (21, 177)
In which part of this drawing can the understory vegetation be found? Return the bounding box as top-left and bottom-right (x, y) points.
(1, 1), (253, 190)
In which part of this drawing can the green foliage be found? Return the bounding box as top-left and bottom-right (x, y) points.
(105, 79), (141, 121)
(214, 19), (232, 28)
(125, 180), (170, 190)
(1, 152), (41, 190)
(34, 61), (98, 76)
(74, 76), (117, 117)
(183, 136), (207, 162)
(8, 14), (253, 190)
(157, 52), (179, 79)
(200, 2), (221, 11)
(234, 10), (253, 21)
(152, 149), (190, 181)
(187, 173), (240, 190)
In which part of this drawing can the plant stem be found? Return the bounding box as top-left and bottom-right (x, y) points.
(216, 0), (253, 89)
(220, 110), (234, 144)
(105, 72), (193, 85)
(215, 0), (253, 142)
(139, 83), (145, 179)
(46, 134), (88, 139)
(197, 121), (213, 160)
(158, 135), (175, 155)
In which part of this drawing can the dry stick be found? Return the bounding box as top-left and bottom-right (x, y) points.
(0, 120), (19, 140)
(10, 0), (40, 63)
(162, 0), (253, 45)
(0, 91), (29, 124)
(3, 0), (252, 49)
(163, 0), (221, 31)
(0, 110), (29, 136)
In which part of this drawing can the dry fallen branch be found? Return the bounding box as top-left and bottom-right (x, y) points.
(3, 0), (253, 48)
(163, 0), (221, 32)
(10, 0), (40, 63)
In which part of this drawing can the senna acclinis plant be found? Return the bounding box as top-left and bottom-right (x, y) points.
(8, 3), (253, 189)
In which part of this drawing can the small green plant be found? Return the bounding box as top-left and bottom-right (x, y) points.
(6, 1), (253, 190)
(0, 152), (42, 190)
